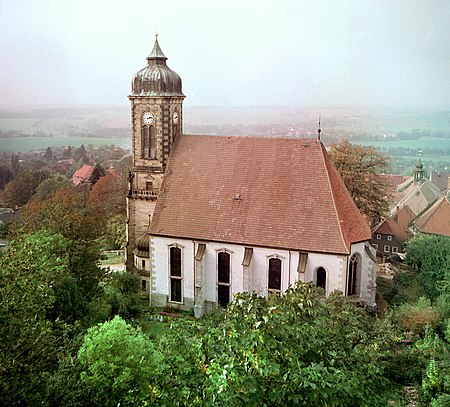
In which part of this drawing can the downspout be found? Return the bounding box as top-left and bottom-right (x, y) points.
(149, 237), (152, 306)
(344, 254), (349, 296)
(193, 240), (196, 304)
(288, 251), (291, 288)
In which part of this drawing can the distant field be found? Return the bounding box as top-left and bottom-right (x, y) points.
(356, 137), (450, 151)
(0, 135), (131, 153)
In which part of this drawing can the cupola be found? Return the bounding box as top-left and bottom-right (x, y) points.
(133, 232), (150, 257)
(130, 36), (184, 97)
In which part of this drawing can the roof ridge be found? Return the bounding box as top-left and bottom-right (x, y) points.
(318, 142), (349, 253)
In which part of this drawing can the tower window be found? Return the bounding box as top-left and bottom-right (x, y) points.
(150, 126), (156, 159)
(142, 125), (156, 159)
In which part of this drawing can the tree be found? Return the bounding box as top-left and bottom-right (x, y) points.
(0, 164), (13, 189)
(1, 168), (49, 207)
(74, 144), (89, 164)
(329, 139), (393, 227)
(89, 168), (128, 249)
(153, 283), (397, 406)
(0, 231), (72, 404)
(77, 316), (158, 406)
(18, 187), (106, 300)
(405, 234), (450, 301)
(34, 173), (72, 200)
(89, 163), (105, 186)
(44, 146), (53, 161)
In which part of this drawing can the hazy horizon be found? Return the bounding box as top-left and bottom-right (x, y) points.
(1, 1), (450, 110)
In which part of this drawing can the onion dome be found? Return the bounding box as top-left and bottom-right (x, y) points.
(130, 35), (184, 97)
(416, 159), (424, 169)
(133, 232), (149, 257)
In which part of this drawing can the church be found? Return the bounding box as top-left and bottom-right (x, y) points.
(126, 36), (377, 317)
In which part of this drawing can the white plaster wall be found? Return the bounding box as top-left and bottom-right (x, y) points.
(151, 236), (195, 304)
(350, 241), (377, 305)
(150, 236), (375, 307)
(303, 252), (347, 295)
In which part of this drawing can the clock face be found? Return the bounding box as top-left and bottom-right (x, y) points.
(173, 112), (179, 125)
(142, 112), (154, 125)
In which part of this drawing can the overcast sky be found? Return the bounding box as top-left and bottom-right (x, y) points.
(1, 0), (449, 109)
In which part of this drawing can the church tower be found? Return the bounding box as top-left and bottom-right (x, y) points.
(126, 36), (185, 271)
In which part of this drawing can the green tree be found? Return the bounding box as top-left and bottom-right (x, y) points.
(153, 283), (397, 406)
(18, 187), (106, 301)
(0, 231), (72, 405)
(34, 173), (72, 200)
(77, 316), (158, 406)
(405, 234), (450, 301)
(329, 138), (393, 227)
(1, 168), (49, 207)
(89, 162), (105, 186)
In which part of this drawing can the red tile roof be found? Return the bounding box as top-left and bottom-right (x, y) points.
(415, 197), (450, 237)
(72, 165), (94, 185)
(149, 136), (371, 254)
(374, 205), (415, 245)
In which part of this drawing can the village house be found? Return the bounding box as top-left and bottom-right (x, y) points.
(126, 37), (377, 316)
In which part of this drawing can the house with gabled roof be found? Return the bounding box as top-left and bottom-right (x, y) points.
(393, 160), (442, 216)
(412, 195), (450, 237)
(371, 205), (415, 258)
(126, 37), (377, 316)
(72, 164), (94, 186)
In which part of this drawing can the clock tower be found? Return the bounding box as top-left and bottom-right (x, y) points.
(126, 36), (185, 271)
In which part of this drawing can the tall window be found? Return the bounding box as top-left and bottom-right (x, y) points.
(217, 252), (230, 306)
(268, 258), (282, 295)
(347, 254), (360, 296)
(316, 267), (326, 290)
(142, 126), (149, 158)
(142, 126), (156, 159)
(149, 126), (156, 159)
(169, 247), (182, 302)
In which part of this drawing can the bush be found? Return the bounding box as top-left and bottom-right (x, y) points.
(391, 297), (439, 338)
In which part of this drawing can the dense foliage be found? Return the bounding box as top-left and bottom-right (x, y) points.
(405, 234), (450, 301)
(329, 138), (393, 226)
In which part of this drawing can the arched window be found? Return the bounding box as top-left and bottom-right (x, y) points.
(347, 254), (360, 296)
(169, 246), (182, 302)
(268, 257), (282, 295)
(316, 267), (326, 290)
(149, 126), (156, 159)
(217, 252), (231, 306)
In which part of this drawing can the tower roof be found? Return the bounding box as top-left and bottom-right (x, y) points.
(130, 36), (184, 98)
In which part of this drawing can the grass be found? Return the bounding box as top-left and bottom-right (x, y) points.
(356, 137), (450, 151)
(0, 135), (130, 153)
(100, 251), (125, 266)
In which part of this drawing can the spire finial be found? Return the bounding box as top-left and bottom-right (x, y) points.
(155, 25), (158, 38)
(317, 113), (322, 141)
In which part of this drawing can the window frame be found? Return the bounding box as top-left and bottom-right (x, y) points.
(217, 250), (232, 306)
(384, 245), (390, 253)
(168, 244), (183, 303)
(387, 235), (392, 241)
(267, 255), (283, 296)
(315, 266), (327, 291)
(376, 234), (381, 240)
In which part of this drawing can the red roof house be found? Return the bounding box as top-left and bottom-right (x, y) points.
(72, 165), (94, 186)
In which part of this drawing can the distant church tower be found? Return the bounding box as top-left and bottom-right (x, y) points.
(126, 36), (185, 272)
